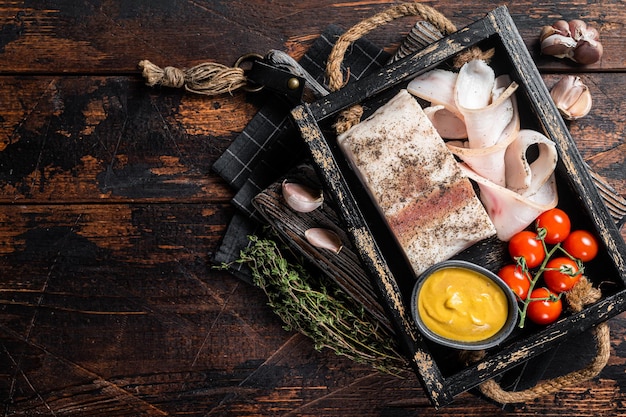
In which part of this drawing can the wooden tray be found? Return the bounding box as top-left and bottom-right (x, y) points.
(286, 6), (626, 407)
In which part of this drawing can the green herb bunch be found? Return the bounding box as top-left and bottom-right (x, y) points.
(233, 234), (409, 376)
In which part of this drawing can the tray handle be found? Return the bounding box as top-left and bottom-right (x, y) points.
(325, 2), (492, 134)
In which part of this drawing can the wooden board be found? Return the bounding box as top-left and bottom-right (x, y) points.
(1, 0), (626, 415)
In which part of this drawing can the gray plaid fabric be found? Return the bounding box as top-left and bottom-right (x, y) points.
(212, 25), (390, 283)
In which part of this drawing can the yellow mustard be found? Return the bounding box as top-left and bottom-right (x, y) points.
(417, 267), (509, 342)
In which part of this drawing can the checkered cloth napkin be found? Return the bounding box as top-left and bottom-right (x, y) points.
(212, 25), (390, 283)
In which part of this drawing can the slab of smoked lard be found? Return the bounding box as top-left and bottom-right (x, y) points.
(338, 89), (496, 277)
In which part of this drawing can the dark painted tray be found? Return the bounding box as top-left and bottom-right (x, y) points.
(289, 6), (626, 408)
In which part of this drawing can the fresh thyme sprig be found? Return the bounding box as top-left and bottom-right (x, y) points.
(227, 234), (409, 376)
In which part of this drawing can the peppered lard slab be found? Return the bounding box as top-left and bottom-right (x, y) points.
(337, 89), (496, 276)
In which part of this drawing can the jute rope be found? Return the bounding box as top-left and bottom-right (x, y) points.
(326, 2), (493, 134)
(138, 60), (247, 96)
(462, 277), (610, 404)
(326, 3), (457, 92)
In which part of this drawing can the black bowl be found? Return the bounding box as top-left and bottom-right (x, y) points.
(411, 260), (518, 350)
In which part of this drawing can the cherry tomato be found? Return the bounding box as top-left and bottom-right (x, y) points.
(508, 231), (546, 269)
(536, 208), (571, 244)
(526, 288), (562, 325)
(497, 264), (531, 300)
(562, 230), (599, 262)
(543, 257), (581, 293)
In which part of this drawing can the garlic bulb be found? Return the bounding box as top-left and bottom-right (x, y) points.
(304, 228), (343, 254)
(540, 19), (603, 65)
(282, 180), (324, 213)
(550, 75), (592, 120)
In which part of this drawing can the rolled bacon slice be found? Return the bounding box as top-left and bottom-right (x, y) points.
(408, 68), (467, 139)
(446, 83), (520, 186)
(504, 129), (559, 196)
(423, 105), (467, 139)
(460, 164), (559, 241)
(407, 68), (461, 118)
(455, 65), (518, 149)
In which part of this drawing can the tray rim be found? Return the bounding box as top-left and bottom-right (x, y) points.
(290, 5), (626, 407)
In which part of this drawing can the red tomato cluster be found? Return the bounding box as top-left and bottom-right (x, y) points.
(497, 208), (600, 327)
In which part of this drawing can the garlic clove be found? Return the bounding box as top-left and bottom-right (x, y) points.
(572, 38), (603, 65)
(540, 20), (570, 42)
(582, 26), (600, 42)
(304, 228), (343, 254)
(567, 19), (603, 64)
(569, 19), (601, 42)
(550, 75), (592, 120)
(282, 180), (324, 213)
(552, 20), (572, 37)
(540, 34), (577, 59)
(539, 25), (559, 42)
(568, 19), (589, 41)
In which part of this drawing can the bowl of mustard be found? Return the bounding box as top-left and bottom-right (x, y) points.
(411, 260), (518, 350)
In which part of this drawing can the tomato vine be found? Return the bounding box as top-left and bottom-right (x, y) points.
(501, 208), (598, 328)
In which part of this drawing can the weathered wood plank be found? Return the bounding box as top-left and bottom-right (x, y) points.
(0, 1), (623, 73)
(0, 202), (231, 259)
(0, 73), (623, 206)
(0, 76), (255, 202)
(0, 201), (412, 416)
(0, 0), (625, 415)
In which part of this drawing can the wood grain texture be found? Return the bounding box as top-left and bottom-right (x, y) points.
(1, 1), (625, 72)
(0, 76), (246, 203)
(0, 0), (625, 415)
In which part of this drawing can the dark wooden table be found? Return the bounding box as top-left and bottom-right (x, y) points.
(1, 1), (625, 416)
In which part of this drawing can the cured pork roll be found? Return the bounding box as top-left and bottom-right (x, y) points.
(337, 89), (496, 276)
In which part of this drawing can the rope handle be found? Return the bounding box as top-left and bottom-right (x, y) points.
(479, 322), (610, 403)
(326, 2), (493, 134)
(465, 277), (610, 403)
(325, 3), (457, 92)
